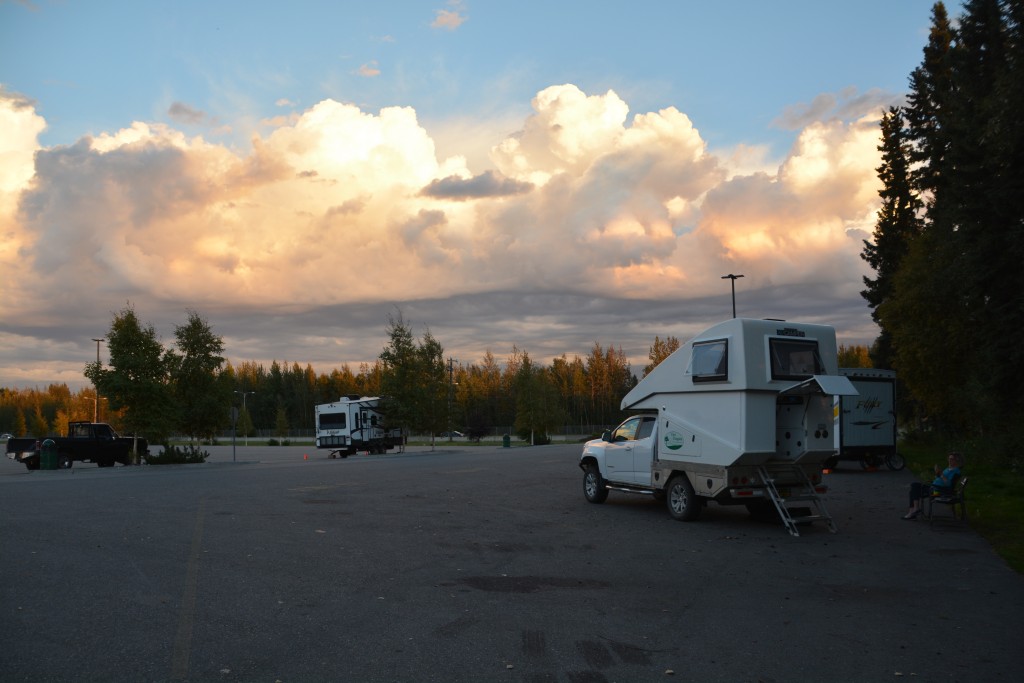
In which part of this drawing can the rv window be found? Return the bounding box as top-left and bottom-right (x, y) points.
(688, 339), (728, 382)
(319, 412), (346, 429)
(769, 338), (824, 380)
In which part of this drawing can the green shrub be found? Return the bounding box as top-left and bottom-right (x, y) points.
(145, 444), (209, 465)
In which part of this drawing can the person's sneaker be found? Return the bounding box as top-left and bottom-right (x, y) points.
(902, 510), (920, 520)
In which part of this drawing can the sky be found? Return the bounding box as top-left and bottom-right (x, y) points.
(1, 0), (941, 390)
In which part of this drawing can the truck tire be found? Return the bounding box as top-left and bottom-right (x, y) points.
(57, 453), (73, 469)
(666, 474), (700, 521)
(583, 464), (608, 504)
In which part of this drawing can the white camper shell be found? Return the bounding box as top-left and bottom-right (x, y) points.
(580, 318), (858, 536)
(315, 396), (403, 458)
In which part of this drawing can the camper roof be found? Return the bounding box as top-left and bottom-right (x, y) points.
(622, 318), (842, 410)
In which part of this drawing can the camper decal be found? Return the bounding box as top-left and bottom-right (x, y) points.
(852, 419), (890, 430)
(664, 431), (685, 450)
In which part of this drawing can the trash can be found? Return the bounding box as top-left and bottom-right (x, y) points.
(40, 439), (58, 470)
(502, 434), (510, 448)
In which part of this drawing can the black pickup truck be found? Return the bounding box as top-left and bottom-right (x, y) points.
(5, 422), (149, 470)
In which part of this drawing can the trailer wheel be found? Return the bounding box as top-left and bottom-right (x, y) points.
(885, 452), (906, 471)
(666, 475), (700, 521)
(583, 465), (608, 504)
(57, 453), (73, 469)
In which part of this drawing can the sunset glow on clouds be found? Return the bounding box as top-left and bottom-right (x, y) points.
(2, 83), (886, 386)
(0, 1), (936, 388)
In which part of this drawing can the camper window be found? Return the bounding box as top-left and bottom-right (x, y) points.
(769, 339), (824, 380)
(319, 412), (346, 429)
(688, 339), (728, 382)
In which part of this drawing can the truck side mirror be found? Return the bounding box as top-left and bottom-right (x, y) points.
(602, 430), (611, 442)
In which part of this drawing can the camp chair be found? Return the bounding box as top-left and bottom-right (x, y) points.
(928, 476), (969, 524)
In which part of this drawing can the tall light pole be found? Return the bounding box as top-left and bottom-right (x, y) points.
(235, 390), (255, 446)
(721, 274), (744, 318)
(91, 338), (104, 422)
(447, 357), (458, 441)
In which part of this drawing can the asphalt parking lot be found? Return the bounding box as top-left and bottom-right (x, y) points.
(2, 444), (1021, 682)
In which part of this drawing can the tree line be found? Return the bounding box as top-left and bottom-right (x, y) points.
(1, 299), (872, 444)
(862, 0), (1023, 465)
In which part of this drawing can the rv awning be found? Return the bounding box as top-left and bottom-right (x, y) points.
(780, 375), (858, 397)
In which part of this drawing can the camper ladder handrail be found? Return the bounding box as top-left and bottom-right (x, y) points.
(757, 464), (838, 537)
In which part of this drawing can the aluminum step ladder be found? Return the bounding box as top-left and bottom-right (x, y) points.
(757, 464), (837, 537)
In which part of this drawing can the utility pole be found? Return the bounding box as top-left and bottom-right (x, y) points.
(91, 338), (104, 422)
(721, 274), (744, 318)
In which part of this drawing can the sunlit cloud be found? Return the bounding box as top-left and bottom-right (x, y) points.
(431, 2), (467, 30)
(357, 61), (381, 78)
(0, 83), (892, 387)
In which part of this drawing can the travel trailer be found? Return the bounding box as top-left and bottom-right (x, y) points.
(830, 368), (901, 470)
(314, 396), (403, 458)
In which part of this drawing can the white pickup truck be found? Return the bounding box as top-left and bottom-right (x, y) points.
(579, 318), (858, 536)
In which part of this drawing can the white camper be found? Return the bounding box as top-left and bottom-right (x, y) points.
(829, 368), (901, 470)
(579, 318), (858, 536)
(315, 396), (403, 457)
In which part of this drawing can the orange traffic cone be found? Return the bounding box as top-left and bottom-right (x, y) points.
(304, 453), (308, 460)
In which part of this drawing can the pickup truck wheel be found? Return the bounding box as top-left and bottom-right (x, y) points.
(666, 475), (700, 521)
(57, 453), (73, 469)
(583, 465), (608, 503)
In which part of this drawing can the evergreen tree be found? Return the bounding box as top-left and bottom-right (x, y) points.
(861, 107), (921, 369)
(169, 310), (230, 442)
(85, 305), (174, 445)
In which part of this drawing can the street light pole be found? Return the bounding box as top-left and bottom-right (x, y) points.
(91, 338), (104, 422)
(234, 390), (255, 446)
(721, 274), (744, 318)
(447, 357), (457, 441)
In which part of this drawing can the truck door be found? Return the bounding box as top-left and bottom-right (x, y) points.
(604, 416), (655, 485)
(632, 417), (656, 486)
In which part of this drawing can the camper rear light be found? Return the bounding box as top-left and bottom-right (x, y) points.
(815, 485), (828, 494)
(731, 475), (753, 486)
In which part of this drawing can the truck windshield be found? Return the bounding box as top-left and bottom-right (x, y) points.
(769, 339), (824, 380)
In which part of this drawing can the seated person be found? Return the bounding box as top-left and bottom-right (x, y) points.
(902, 451), (964, 519)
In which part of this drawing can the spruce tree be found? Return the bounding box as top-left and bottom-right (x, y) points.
(861, 107), (921, 369)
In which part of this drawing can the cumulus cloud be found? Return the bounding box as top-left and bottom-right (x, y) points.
(0, 84), (891, 387)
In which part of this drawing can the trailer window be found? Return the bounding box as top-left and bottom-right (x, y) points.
(688, 339), (728, 382)
(319, 412), (346, 429)
(770, 339), (824, 380)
